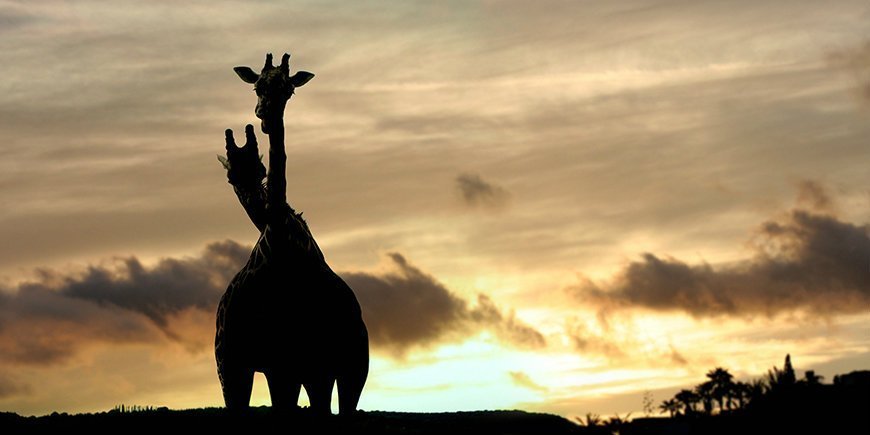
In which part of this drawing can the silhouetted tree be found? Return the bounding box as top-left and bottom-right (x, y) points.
(659, 398), (680, 417)
(747, 378), (767, 400)
(674, 389), (700, 415)
(695, 381), (714, 415)
(731, 381), (752, 409)
(602, 413), (631, 433)
(782, 354), (796, 385)
(657, 353), (866, 427)
(765, 354), (798, 393)
(642, 391), (655, 417)
(802, 370), (823, 385)
(706, 367), (735, 411)
(575, 413), (602, 427)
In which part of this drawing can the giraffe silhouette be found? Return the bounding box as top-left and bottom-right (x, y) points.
(214, 53), (369, 415)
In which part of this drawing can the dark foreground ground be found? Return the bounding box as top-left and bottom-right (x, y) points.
(3, 405), (869, 435)
(4, 405), (870, 435)
(2, 409), (582, 435)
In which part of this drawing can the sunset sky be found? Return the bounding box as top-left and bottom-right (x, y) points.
(1, 0), (869, 418)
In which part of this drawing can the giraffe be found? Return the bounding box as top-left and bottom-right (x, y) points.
(214, 52), (369, 415)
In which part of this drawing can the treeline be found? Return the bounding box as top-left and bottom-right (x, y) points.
(109, 404), (169, 413)
(658, 354), (869, 418)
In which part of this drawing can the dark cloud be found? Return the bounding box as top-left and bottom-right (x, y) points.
(0, 243), (542, 366)
(571, 186), (870, 317)
(345, 253), (468, 350)
(455, 173), (510, 210)
(796, 179), (834, 212)
(63, 240), (247, 329)
(345, 253), (545, 354)
(0, 241), (246, 365)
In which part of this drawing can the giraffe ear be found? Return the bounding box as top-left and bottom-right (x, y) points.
(233, 66), (259, 84)
(289, 71), (314, 87)
(217, 155), (231, 170)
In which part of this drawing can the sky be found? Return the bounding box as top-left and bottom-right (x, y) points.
(0, 0), (869, 418)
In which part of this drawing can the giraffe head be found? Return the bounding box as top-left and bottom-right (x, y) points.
(233, 53), (315, 134)
(219, 124), (266, 186)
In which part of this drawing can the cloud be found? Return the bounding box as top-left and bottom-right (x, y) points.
(796, 179), (835, 212)
(455, 173), (510, 210)
(0, 284), (159, 366)
(570, 183), (870, 317)
(0, 242), (543, 366)
(828, 41), (870, 105)
(62, 240), (247, 329)
(469, 294), (548, 349)
(0, 240), (247, 364)
(668, 347), (689, 366)
(509, 371), (548, 392)
(566, 322), (626, 359)
(345, 253), (468, 350)
(0, 373), (30, 399)
(0, 5), (38, 31)
(345, 252), (545, 354)
(0, 0), (866, 283)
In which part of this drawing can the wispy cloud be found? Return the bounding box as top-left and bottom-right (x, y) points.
(509, 370), (548, 392)
(827, 40), (870, 105)
(455, 173), (510, 210)
(0, 373), (30, 399)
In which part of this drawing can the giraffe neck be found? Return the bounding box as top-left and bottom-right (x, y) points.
(266, 118), (286, 211)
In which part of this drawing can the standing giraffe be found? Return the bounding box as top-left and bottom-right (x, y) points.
(215, 53), (369, 415)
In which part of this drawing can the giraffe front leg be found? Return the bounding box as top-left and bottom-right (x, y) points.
(265, 369), (301, 411)
(220, 363), (254, 412)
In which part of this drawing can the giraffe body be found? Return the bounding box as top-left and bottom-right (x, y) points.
(215, 219), (368, 414)
(215, 54), (368, 414)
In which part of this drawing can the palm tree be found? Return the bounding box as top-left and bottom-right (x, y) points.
(747, 378), (767, 404)
(659, 398), (680, 418)
(695, 381), (715, 415)
(731, 381), (751, 409)
(674, 389), (700, 415)
(706, 367), (735, 411)
(765, 366), (785, 391)
(575, 413), (602, 427)
(603, 413), (632, 434)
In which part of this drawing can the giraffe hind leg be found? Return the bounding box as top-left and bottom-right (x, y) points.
(337, 370), (367, 416)
(304, 378), (335, 416)
(338, 327), (370, 416)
